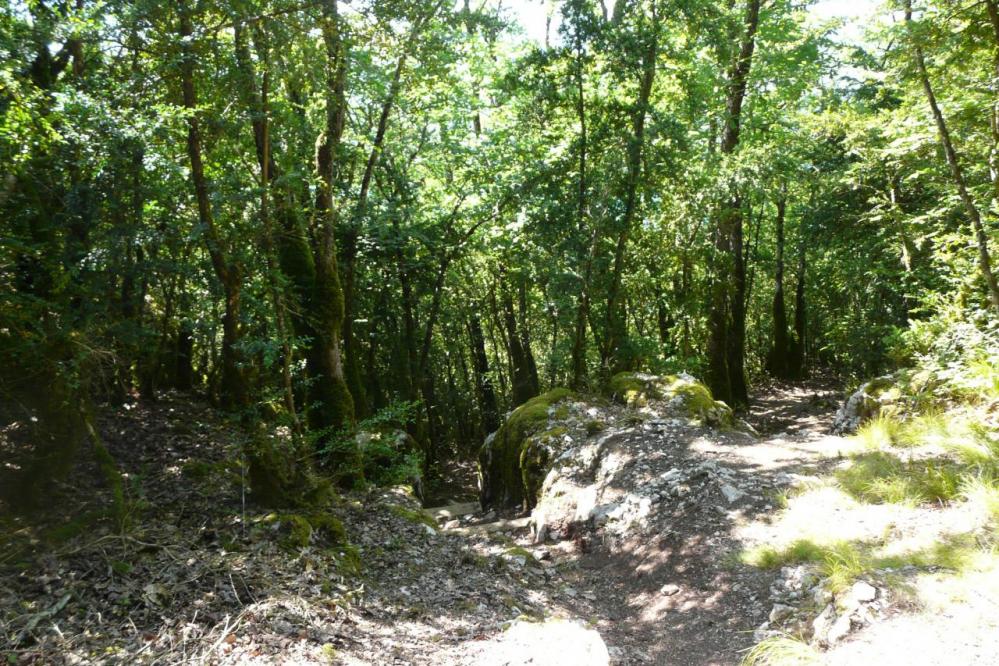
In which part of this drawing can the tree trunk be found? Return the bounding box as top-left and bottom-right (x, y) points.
(788, 231), (807, 379)
(568, 7), (592, 390)
(766, 190), (791, 379)
(905, 0), (999, 313)
(603, 15), (657, 374)
(310, 0), (357, 466)
(178, 3), (247, 411)
(706, 0), (761, 407)
(469, 310), (500, 434)
(500, 275), (539, 407)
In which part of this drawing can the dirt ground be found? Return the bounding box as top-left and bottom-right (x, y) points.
(5, 379), (995, 665)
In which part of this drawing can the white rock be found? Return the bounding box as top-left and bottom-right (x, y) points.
(827, 612), (853, 644)
(660, 583), (681, 596)
(812, 604), (836, 644)
(769, 604), (794, 623)
(720, 483), (744, 503)
(849, 581), (877, 603)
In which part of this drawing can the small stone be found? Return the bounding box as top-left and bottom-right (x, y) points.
(850, 581), (877, 603)
(660, 583), (681, 596)
(769, 604), (794, 623)
(443, 519), (460, 529)
(720, 483), (744, 503)
(827, 612), (853, 643)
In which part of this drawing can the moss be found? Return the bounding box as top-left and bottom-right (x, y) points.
(388, 505), (438, 530)
(504, 546), (537, 563)
(585, 420), (607, 436)
(90, 428), (127, 527)
(608, 372), (665, 407)
(335, 543), (364, 576)
(478, 389), (575, 510)
(670, 380), (734, 427)
(607, 372), (732, 425)
(319, 643), (337, 664)
(110, 560), (132, 575)
(247, 434), (338, 508)
(262, 511), (347, 551)
(181, 460), (215, 480)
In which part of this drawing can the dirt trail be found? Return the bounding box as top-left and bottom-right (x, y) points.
(449, 379), (848, 665)
(0, 382), (854, 665)
(569, 381), (846, 664)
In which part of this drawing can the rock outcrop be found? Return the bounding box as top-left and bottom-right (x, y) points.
(831, 376), (897, 434)
(477, 373), (753, 547)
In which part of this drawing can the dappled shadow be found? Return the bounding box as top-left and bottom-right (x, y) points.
(746, 378), (842, 437)
(519, 381), (852, 664)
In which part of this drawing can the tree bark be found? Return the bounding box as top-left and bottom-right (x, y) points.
(178, 2), (247, 410)
(766, 189), (791, 379)
(311, 0), (357, 462)
(603, 11), (658, 374)
(706, 0), (761, 407)
(905, 0), (999, 313)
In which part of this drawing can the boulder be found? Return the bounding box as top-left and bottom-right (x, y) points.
(831, 376), (897, 434)
(477, 389), (577, 510)
(608, 372), (734, 427)
(478, 373), (743, 547)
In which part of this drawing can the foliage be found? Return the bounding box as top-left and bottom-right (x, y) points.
(4, 0), (999, 518)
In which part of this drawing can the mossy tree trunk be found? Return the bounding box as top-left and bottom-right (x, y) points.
(178, 2), (248, 411)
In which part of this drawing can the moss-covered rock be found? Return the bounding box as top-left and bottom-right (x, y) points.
(262, 511), (347, 551)
(608, 372), (733, 427)
(388, 505), (438, 531)
(478, 389), (576, 510)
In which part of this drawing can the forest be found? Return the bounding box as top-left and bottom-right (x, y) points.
(2, 0), (999, 664)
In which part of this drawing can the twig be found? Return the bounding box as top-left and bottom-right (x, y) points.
(13, 593), (71, 645)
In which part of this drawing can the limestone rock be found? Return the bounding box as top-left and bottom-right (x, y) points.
(769, 603), (794, 623)
(848, 580), (877, 603)
(831, 376), (896, 434)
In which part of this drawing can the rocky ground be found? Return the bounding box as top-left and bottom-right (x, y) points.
(2, 380), (997, 664)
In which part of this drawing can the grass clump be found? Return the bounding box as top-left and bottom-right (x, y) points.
(742, 535), (981, 596)
(741, 539), (829, 570)
(741, 635), (820, 666)
(836, 452), (962, 506)
(853, 414), (904, 450)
